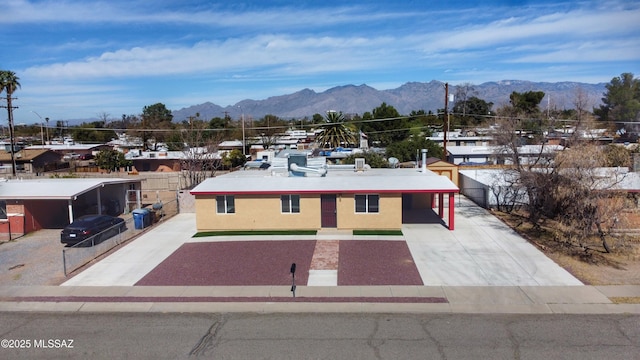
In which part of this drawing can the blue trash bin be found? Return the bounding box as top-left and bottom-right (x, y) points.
(132, 208), (150, 229)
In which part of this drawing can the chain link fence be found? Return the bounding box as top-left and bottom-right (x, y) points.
(62, 197), (179, 276)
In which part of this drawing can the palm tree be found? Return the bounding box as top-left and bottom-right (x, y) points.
(0, 70), (21, 177)
(315, 111), (357, 149)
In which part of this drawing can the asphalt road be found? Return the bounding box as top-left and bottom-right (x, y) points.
(0, 312), (637, 359)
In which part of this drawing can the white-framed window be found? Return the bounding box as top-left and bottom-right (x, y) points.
(281, 195), (300, 213)
(216, 195), (235, 214)
(355, 194), (379, 213)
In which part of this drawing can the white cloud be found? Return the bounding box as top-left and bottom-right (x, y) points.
(24, 34), (405, 80)
(2, 0), (418, 30)
(5, 0), (639, 120)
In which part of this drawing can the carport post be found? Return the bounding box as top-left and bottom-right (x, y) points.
(438, 193), (444, 219)
(63, 249), (67, 276)
(67, 200), (74, 223)
(448, 192), (455, 231)
(96, 189), (102, 215)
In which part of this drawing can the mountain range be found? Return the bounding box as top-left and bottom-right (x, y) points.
(172, 80), (607, 121)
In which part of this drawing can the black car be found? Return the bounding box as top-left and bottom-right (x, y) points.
(61, 214), (126, 246)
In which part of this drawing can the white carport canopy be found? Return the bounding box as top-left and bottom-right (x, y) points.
(0, 178), (140, 223)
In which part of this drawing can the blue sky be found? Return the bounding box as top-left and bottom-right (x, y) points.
(2, 0), (639, 123)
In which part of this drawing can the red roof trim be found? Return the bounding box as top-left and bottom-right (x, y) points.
(191, 189), (459, 195)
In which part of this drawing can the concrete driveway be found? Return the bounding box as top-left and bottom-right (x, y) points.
(403, 197), (582, 286)
(62, 196), (582, 287)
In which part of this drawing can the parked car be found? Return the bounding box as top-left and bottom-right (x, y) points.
(60, 214), (126, 247)
(79, 153), (94, 160)
(62, 153), (81, 161)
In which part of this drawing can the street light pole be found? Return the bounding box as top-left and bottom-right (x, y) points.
(45, 117), (49, 145)
(238, 106), (245, 156)
(31, 111), (47, 148)
(443, 83), (449, 161)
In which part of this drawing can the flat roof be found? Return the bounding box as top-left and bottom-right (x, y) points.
(0, 178), (141, 200)
(447, 145), (564, 156)
(191, 168), (459, 195)
(460, 168), (640, 192)
(25, 144), (107, 151)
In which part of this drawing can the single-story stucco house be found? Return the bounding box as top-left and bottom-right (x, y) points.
(190, 155), (459, 232)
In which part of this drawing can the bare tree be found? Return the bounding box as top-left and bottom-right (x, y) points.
(453, 82), (477, 118)
(178, 120), (223, 189)
(553, 144), (627, 253)
(491, 95), (566, 224)
(97, 111), (111, 127)
(489, 169), (526, 213)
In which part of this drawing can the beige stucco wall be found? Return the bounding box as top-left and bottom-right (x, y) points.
(336, 193), (402, 230)
(195, 194), (321, 231)
(195, 192), (404, 231)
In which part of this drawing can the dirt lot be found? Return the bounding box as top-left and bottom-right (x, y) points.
(493, 210), (640, 286)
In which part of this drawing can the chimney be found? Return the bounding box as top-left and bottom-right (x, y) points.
(421, 149), (428, 173)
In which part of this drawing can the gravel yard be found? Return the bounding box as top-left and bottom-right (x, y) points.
(0, 215), (141, 286)
(0, 229), (67, 286)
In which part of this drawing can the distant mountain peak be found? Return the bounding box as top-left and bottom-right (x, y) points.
(171, 80), (605, 121)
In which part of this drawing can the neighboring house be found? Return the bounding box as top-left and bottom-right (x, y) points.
(26, 143), (112, 161)
(0, 149), (63, 175)
(125, 149), (222, 172)
(108, 133), (144, 153)
(446, 145), (564, 165)
(428, 131), (493, 147)
(126, 150), (183, 172)
(190, 156), (459, 232)
(0, 178), (142, 240)
(459, 167), (640, 209)
(218, 140), (243, 152)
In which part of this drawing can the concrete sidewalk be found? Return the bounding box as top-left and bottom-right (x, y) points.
(0, 285), (639, 314)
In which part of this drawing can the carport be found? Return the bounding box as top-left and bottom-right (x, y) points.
(0, 178), (142, 238)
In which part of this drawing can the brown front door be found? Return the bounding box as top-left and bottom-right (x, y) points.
(321, 194), (337, 228)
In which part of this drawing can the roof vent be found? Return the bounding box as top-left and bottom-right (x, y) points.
(355, 158), (365, 171)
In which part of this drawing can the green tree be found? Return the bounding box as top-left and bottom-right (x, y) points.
(315, 111), (357, 149)
(0, 70), (20, 176)
(594, 72), (640, 123)
(386, 136), (442, 163)
(360, 102), (407, 146)
(509, 91), (545, 116)
(139, 103), (174, 150)
(94, 149), (130, 172)
(209, 114), (231, 139)
(453, 96), (493, 125)
(72, 121), (117, 143)
(222, 149), (247, 168)
(342, 151), (389, 168)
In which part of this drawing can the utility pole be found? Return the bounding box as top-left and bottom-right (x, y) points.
(237, 106), (245, 156)
(45, 117), (49, 145)
(443, 83), (449, 161)
(1, 97), (18, 177)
